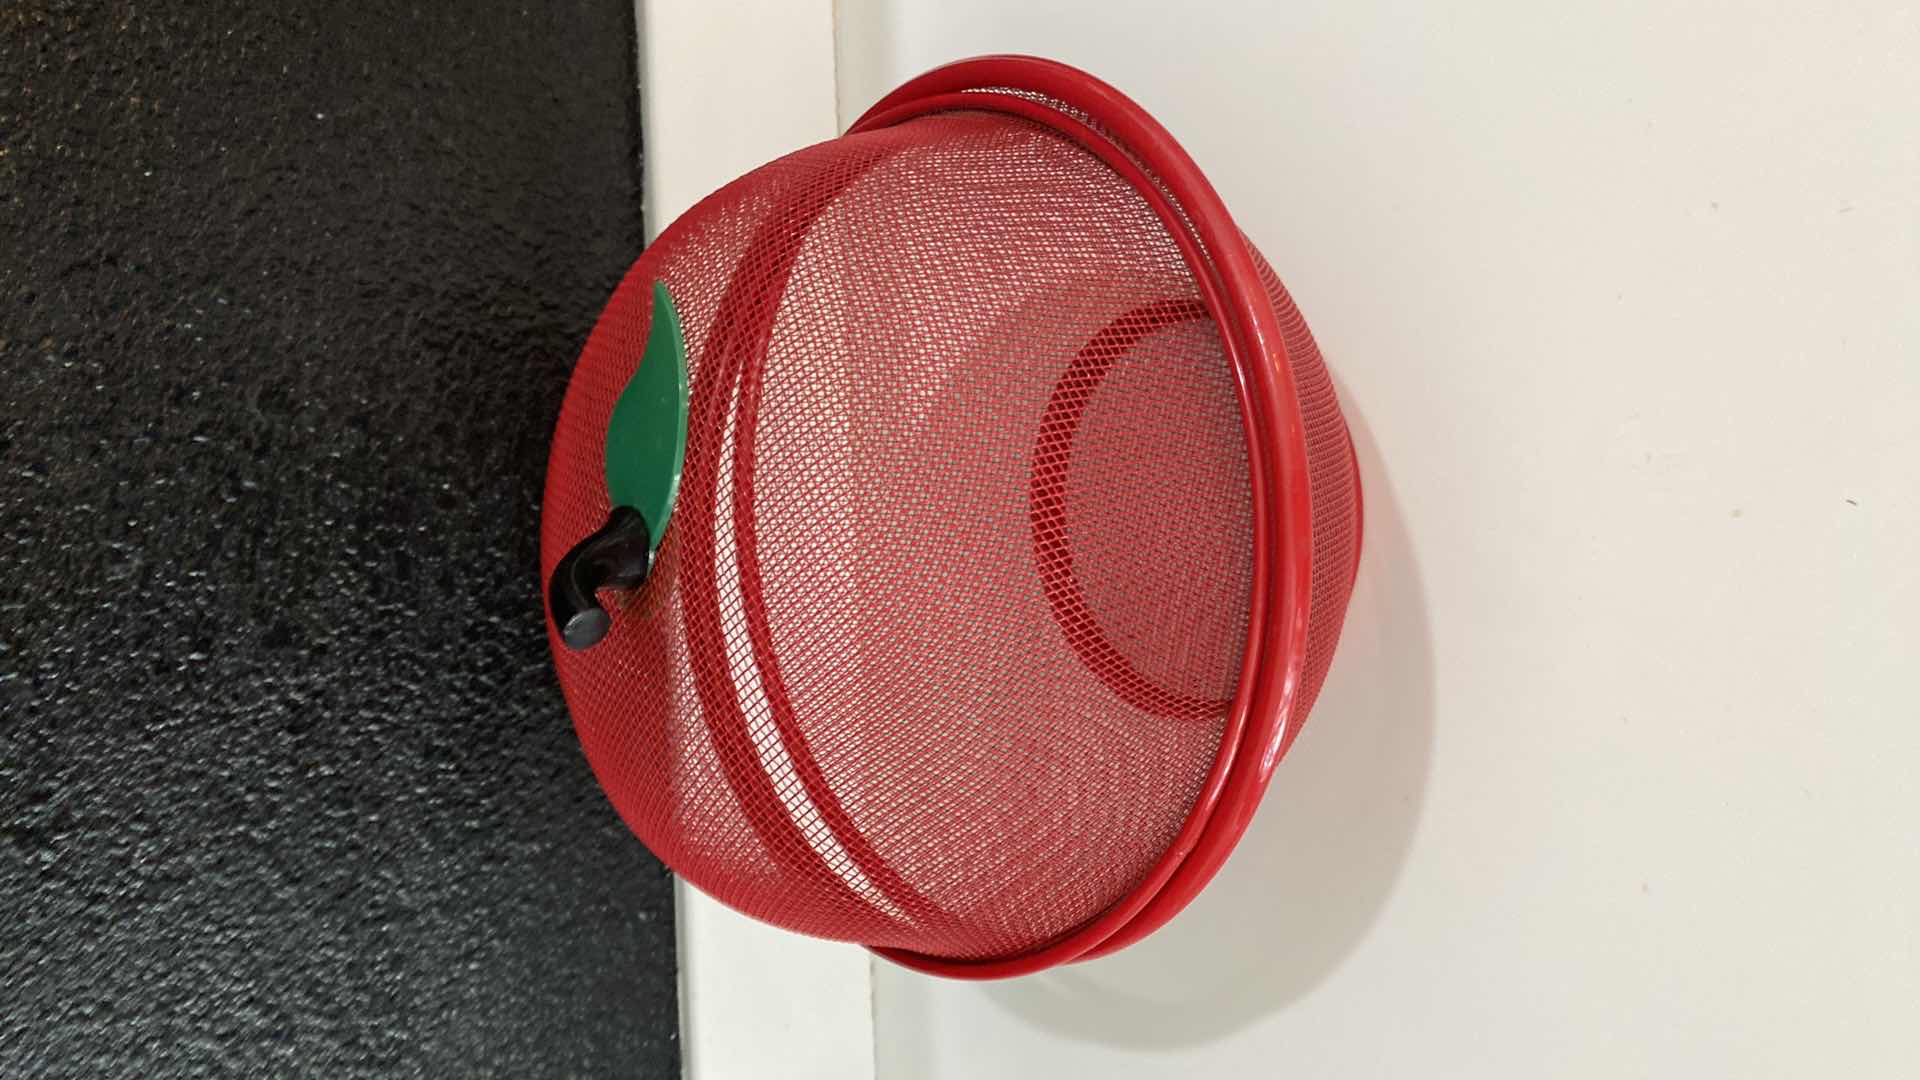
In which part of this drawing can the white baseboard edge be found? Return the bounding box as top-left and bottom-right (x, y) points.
(635, 3), (877, 1079)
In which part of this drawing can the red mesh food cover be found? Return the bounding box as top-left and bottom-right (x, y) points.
(541, 56), (1360, 977)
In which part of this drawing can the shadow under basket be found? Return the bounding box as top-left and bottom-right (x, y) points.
(541, 54), (1362, 979)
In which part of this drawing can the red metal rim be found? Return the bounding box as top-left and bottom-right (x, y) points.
(1077, 430), (1364, 961)
(850, 55), (1318, 978)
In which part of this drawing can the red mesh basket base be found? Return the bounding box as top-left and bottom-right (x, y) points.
(542, 55), (1359, 975)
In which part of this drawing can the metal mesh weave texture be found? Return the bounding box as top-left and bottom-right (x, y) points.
(543, 109), (1355, 962)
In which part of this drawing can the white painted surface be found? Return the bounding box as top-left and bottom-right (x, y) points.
(639, 0), (840, 243)
(833, 2), (1920, 1077)
(638, 4), (875, 1079)
(673, 879), (873, 1080)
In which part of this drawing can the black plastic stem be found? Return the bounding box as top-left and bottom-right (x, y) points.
(549, 506), (654, 650)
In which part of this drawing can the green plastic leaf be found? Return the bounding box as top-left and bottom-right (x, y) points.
(604, 281), (689, 549)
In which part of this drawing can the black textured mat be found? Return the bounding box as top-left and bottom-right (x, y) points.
(1, 3), (676, 1076)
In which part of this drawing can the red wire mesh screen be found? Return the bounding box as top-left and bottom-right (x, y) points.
(543, 109), (1355, 962)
